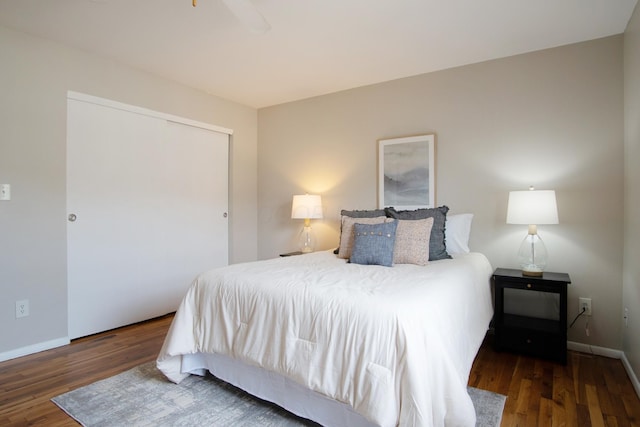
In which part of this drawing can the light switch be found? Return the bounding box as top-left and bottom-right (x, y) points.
(1, 184), (11, 201)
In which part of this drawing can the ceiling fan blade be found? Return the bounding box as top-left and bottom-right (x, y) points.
(221, 0), (271, 34)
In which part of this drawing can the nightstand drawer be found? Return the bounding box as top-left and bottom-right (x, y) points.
(497, 279), (558, 293)
(280, 251), (304, 257)
(497, 327), (565, 362)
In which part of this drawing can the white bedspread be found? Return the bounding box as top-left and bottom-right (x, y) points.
(157, 251), (493, 427)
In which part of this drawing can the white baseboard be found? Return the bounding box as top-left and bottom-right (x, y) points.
(567, 341), (623, 358)
(568, 341), (640, 399)
(0, 337), (70, 363)
(621, 352), (640, 399)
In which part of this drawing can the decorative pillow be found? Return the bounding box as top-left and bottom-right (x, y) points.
(350, 221), (398, 267)
(445, 213), (474, 254)
(385, 206), (451, 261)
(393, 217), (434, 265)
(335, 209), (388, 255)
(340, 209), (386, 218)
(338, 216), (390, 259)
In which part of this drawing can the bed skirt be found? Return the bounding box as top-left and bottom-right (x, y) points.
(182, 351), (378, 427)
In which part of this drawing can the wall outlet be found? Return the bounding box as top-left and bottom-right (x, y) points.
(0, 184), (10, 201)
(579, 297), (592, 316)
(16, 299), (29, 318)
(624, 307), (629, 327)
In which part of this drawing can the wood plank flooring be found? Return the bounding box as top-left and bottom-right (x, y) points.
(0, 314), (173, 426)
(469, 334), (640, 426)
(0, 314), (638, 426)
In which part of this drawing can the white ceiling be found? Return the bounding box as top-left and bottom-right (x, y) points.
(0, 0), (637, 108)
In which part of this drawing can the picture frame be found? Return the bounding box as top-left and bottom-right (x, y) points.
(378, 134), (435, 209)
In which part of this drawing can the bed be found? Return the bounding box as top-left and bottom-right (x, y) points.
(157, 209), (494, 427)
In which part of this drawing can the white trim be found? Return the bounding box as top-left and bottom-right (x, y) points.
(621, 352), (640, 399)
(567, 341), (623, 359)
(67, 91), (233, 135)
(0, 337), (69, 363)
(568, 341), (640, 400)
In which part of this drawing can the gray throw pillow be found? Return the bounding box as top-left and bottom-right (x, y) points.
(385, 206), (451, 261)
(350, 221), (398, 267)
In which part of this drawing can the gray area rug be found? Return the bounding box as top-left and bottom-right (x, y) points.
(52, 362), (506, 426)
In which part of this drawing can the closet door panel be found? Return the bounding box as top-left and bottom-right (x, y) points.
(160, 121), (229, 307)
(67, 99), (228, 339)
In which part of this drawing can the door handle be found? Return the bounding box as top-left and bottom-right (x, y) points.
(68, 213), (77, 222)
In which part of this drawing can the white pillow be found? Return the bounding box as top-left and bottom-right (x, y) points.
(445, 213), (473, 254)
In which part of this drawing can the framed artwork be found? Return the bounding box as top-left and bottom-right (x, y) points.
(378, 134), (435, 209)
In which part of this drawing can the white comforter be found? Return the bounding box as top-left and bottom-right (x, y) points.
(157, 251), (493, 427)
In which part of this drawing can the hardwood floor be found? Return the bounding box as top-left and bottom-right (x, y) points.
(469, 334), (640, 426)
(0, 314), (638, 426)
(0, 314), (173, 426)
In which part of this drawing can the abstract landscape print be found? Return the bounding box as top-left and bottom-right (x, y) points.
(378, 134), (435, 209)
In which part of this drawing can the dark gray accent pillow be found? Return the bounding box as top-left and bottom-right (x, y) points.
(385, 206), (451, 261)
(340, 209), (386, 218)
(350, 221), (398, 267)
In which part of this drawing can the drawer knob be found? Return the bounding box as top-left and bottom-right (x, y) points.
(527, 284), (532, 289)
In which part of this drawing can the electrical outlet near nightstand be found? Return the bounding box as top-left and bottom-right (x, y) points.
(579, 297), (592, 316)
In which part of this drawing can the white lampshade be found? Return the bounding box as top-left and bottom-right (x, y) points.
(506, 188), (559, 277)
(507, 190), (559, 225)
(291, 194), (323, 253)
(291, 194), (323, 219)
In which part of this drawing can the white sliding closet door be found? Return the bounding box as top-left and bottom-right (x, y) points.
(67, 95), (229, 339)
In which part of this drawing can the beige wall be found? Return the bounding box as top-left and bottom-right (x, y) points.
(624, 3), (640, 382)
(0, 16), (632, 366)
(0, 26), (258, 356)
(258, 36), (625, 350)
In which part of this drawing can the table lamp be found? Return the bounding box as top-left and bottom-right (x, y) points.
(291, 194), (323, 253)
(506, 187), (559, 276)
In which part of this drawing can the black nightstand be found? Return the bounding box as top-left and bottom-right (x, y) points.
(279, 251), (304, 257)
(493, 268), (571, 364)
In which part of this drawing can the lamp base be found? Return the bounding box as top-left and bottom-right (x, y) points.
(522, 269), (543, 277)
(297, 225), (316, 253)
(517, 233), (548, 278)
(521, 262), (544, 277)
